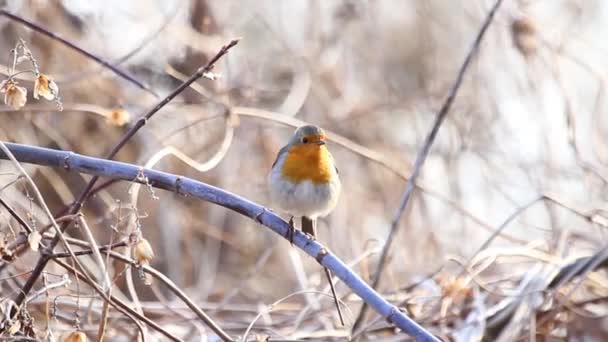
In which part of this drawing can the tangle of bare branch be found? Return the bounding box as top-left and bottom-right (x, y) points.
(1, 38), (240, 341)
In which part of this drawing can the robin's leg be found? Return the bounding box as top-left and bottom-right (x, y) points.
(309, 219), (317, 241)
(288, 216), (295, 245)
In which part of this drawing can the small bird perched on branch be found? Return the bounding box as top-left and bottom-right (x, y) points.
(268, 124), (344, 326)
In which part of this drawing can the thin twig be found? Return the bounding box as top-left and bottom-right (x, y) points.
(241, 290), (344, 341)
(0, 196), (33, 234)
(324, 267), (346, 326)
(460, 196), (544, 277)
(75, 215), (112, 289)
(25, 274), (70, 304)
(74, 38), (240, 215)
(46, 241), (128, 258)
(350, 0), (505, 334)
(0, 214), (78, 266)
(0, 10), (157, 96)
(96, 226), (116, 342)
(76, 212), (114, 342)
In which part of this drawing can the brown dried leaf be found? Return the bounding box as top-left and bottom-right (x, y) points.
(28, 231), (41, 251)
(1, 79), (27, 109)
(106, 108), (131, 126)
(33, 74), (59, 101)
(7, 320), (21, 335)
(133, 238), (154, 265)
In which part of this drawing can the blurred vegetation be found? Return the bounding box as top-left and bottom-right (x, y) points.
(1, 0), (608, 340)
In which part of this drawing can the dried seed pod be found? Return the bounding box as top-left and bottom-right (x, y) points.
(6, 320), (21, 335)
(440, 275), (473, 305)
(1, 79), (27, 109)
(27, 231), (42, 251)
(133, 238), (154, 266)
(511, 16), (538, 56)
(33, 74), (59, 100)
(106, 108), (131, 127)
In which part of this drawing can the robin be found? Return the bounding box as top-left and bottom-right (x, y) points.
(268, 124), (344, 325)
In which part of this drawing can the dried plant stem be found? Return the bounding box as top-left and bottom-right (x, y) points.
(25, 274), (70, 304)
(460, 196), (544, 278)
(350, 0), (505, 335)
(52, 258), (180, 342)
(49, 235), (236, 341)
(76, 215), (114, 342)
(0, 142), (154, 341)
(241, 290), (342, 341)
(0, 141), (77, 309)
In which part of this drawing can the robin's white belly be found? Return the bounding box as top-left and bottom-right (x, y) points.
(268, 155), (341, 219)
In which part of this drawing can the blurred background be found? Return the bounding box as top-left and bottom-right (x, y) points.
(1, 0), (608, 340)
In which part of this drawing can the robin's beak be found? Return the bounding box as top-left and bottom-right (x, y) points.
(316, 141), (326, 145)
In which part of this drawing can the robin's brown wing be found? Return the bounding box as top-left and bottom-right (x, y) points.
(328, 151), (339, 175)
(271, 145), (289, 169)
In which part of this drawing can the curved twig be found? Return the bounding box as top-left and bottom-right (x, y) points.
(162, 67), (410, 179)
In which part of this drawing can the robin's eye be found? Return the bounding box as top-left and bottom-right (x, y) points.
(302, 137), (309, 144)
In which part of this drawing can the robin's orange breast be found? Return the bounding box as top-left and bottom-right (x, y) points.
(281, 144), (333, 184)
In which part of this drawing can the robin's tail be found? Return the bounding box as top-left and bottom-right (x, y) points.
(302, 216), (345, 326)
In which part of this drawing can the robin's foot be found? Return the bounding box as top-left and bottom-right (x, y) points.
(305, 232), (316, 241)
